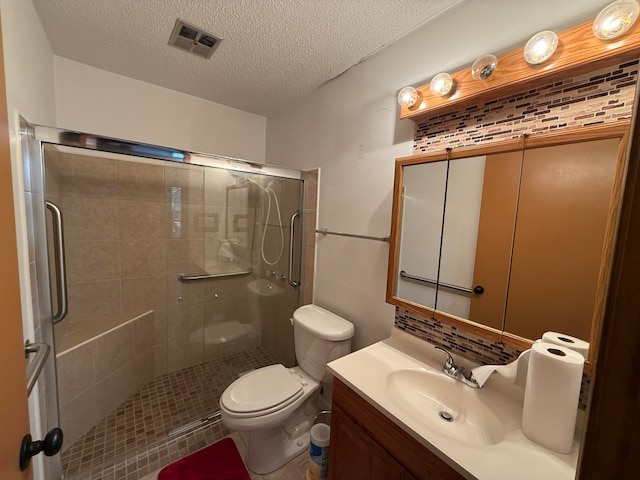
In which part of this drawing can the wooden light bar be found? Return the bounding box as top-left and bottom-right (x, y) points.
(400, 19), (640, 122)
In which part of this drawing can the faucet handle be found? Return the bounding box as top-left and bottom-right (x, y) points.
(435, 347), (455, 367)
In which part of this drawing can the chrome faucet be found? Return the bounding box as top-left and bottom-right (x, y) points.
(435, 347), (480, 388)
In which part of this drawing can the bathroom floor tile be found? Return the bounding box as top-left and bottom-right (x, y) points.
(61, 346), (275, 479)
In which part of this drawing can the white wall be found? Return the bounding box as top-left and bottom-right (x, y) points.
(54, 57), (267, 163)
(1, 0), (57, 478)
(1, 0), (56, 333)
(266, 0), (611, 350)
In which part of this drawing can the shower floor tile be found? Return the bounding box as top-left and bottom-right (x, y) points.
(62, 346), (275, 479)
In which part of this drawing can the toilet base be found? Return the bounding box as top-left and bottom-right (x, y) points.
(245, 424), (310, 474)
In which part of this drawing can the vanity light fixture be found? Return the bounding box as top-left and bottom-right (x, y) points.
(430, 72), (454, 96)
(524, 31), (559, 64)
(471, 54), (498, 81)
(397, 86), (420, 108)
(593, 0), (640, 40)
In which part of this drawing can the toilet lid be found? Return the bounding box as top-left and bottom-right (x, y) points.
(221, 364), (303, 414)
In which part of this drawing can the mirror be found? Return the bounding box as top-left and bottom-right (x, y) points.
(396, 161), (448, 310)
(387, 124), (629, 360)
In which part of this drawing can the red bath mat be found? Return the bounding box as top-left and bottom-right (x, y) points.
(158, 437), (251, 480)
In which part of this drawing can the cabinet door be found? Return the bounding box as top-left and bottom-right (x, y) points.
(329, 405), (406, 480)
(505, 138), (620, 340)
(469, 151), (522, 329)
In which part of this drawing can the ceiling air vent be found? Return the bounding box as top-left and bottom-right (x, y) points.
(169, 19), (222, 59)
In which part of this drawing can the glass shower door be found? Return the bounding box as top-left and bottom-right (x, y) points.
(43, 142), (304, 478)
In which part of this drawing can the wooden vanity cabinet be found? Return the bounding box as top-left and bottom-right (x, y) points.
(328, 378), (466, 480)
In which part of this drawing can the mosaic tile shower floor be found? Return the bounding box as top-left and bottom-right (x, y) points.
(61, 346), (275, 479)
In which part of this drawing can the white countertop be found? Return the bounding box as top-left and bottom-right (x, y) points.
(327, 329), (580, 480)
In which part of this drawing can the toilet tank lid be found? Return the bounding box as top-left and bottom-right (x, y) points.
(293, 304), (354, 341)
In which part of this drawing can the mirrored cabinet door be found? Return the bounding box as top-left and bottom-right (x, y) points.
(466, 151), (523, 331)
(505, 138), (621, 341)
(396, 161), (448, 310)
(437, 156), (486, 319)
(387, 122), (629, 360)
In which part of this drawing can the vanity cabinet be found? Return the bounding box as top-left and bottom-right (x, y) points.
(328, 378), (466, 480)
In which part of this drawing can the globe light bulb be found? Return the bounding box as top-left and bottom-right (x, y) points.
(430, 73), (454, 96)
(524, 31), (559, 64)
(397, 86), (419, 108)
(471, 54), (498, 81)
(593, 0), (640, 40)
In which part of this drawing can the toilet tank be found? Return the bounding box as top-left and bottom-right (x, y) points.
(292, 304), (355, 382)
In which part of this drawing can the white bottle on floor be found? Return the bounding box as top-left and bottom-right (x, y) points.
(305, 423), (330, 480)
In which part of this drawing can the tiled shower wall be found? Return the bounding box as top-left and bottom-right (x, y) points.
(45, 149), (304, 376)
(56, 311), (155, 447)
(396, 60), (638, 372)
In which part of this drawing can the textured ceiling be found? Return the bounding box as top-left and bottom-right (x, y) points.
(32, 0), (460, 116)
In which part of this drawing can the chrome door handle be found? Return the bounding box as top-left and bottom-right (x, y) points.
(288, 211), (301, 288)
(25, 340), (51, 395)
(46, 201), (68, 324)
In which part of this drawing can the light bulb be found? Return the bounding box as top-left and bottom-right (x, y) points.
(471, 54), (498, 81)
(593, 0), (640, 40)
(397, 86), (419, 108)
(430, 73), (454, 96)
(524, 31), (559, 64)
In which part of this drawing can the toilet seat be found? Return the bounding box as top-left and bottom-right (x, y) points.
(221, 364), (304, 417)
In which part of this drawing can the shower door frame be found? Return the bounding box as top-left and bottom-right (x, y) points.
(21, 119), (305, 477)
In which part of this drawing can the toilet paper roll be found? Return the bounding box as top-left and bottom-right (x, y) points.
(522, 342), (584, 454)
(541, 331), (590, 359)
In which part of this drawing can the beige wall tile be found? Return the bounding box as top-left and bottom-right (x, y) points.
(167, 302), (204, 343)
(93, 321), (135, 381)
(56, 344), (95, 405)
(154, 344), (168, 376)
(303, 208), (317, 248)
(44, 155), (64, 197)
(49, 152), (118, 199)
(184, 204), (205, 239)
(134, 347), (155, 390)
(302, 170), (318, 211)
(154, 308), (168, 344)
(166, 273), (204, 305)
(134, 311), (155, 352)
(97, 360), (143, 423)
(121, 275), (167, 316)
(117, 160), (164, 202)
(66, 279), (121, 324)
(203, 277), (239, 303)
(66, 240), (121, 284)
(165, 166), (204, 205)
(260, 307), (278, 360)
(276, 314), (296, 367)
(59, 386), (101, 449)
(167, 339), (203, 373)
(166, 239), (205, 274)
(121, 239), (166, 278)
(278, 179), (303, 221)
(204, 295), (240, 322)
(119, 200), (169, 239)
(63, 197), (120, 242)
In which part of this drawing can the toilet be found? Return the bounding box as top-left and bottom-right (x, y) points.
(219, 304), (354, 474)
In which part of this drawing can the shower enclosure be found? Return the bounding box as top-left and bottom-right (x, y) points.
(24, 124), (308, 479)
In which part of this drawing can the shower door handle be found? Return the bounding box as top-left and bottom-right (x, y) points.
(288, 211), (301, 288)
(46, 201), (68, 324)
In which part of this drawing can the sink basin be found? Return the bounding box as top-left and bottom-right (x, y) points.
(387, 368), (506, 445)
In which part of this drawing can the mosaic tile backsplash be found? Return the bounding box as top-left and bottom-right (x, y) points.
(396, 60), (638, 410)
(413, 60), (638, 153)
(395, 308), (590, 410)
